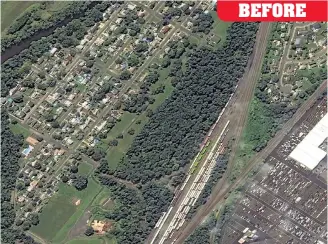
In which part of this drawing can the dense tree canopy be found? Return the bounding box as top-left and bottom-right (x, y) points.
(1, 112), (39, 244)
(98, 174), (173, 244)
(110, 22), (259, 184)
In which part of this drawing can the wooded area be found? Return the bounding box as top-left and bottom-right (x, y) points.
(1, 112), (38, 244)
(97, 173), (173, 244)
(110, 22), (259, 184)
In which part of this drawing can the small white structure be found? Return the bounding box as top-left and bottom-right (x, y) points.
(50, 47), (57, 56)
(289, 113), (328, 170)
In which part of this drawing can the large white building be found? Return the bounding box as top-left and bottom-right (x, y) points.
(289, 113), (328, 170)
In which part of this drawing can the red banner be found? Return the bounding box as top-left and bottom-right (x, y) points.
(217, 0), (328, 21)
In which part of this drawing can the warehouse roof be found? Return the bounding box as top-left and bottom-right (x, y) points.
(289, 113), (328, 170)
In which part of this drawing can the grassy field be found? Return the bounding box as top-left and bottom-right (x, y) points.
(1, 1), (36, 32)
(66, 236), (117, 244)
(9, 123), (30, 138)
(66, 238), (103, 244)
(91, 188), (112, 208)
(229, 97), (275, 182)
(1, 1), (71, 34)
(78, 161), (93, 176)
(104, 112), (136, 143)
(31, 178), (102, 243)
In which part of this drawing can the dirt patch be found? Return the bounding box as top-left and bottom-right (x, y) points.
(281, 84), (293, 95)
(72, 197), (81, 206)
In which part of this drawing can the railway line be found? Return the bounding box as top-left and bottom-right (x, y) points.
(172, 80), (327, 244)
(167, 21), (272, 244)
(147, 22), (272, 244)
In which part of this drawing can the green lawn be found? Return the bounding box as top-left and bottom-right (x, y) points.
(9, 123), (30, 138)
(106, 115), (147, 170)
(66, 238), (103, 244)
(31, 178), (102, 243)
(229, 98), (275, 182)
(104, 112), (136, 142)
(91, 188), (112, 208)
(78, 161), (93, 176)
(212, 14), (231, 39)
(1, 2), (71, 34)
(65, 236), (117, 244)
(1, 1), (37, 32)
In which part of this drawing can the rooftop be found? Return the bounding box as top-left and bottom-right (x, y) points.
(289, 113), (328, 170)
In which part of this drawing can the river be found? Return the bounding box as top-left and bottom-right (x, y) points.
(0, 18), (73, 64)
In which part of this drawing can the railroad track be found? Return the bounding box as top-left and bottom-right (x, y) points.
(173, 80), (327, 243)
(149, 22), (272, 244)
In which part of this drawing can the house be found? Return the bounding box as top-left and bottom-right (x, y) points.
(295, 37), (302, 47)
(50, 47), (58, 56)
(127, 3), (136, 10)
(161, 25), (171, 34)
(27, 180), (38, 192)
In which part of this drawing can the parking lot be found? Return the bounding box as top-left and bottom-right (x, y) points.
(220, 97), (327, 244)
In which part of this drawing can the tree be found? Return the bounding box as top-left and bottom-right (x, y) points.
(109, 22), (259, 185)
(128, 128), (135, 135)
(146, 109), (153, 117)
(33, 162), (41, 170)
(92, 149), (105, 161)
(71, 165), (78, 174)
(12, 93), (24, 103)
(73, 175), (88, 191)
(119, 70), (131, 80)
(61, 175), (69, 183)
(84, 226), (94, 236)
(51, 121), (60, 128)
(30, 214), (39, 226)
(44, 113), (54, 122)
(109, 139), (118, 146)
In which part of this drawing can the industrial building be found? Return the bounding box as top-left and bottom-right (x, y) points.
(289, 113), (328, 170)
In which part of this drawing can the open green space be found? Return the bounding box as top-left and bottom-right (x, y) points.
(78, 161), (93, 176)
(65, 236), (117, 244)
(66, 237), (103, 244)
(1, 1), (71, 34)
(31, 178), (101, 243)
(230, 98), (275, 182)
(106, 113), (147, 170)
(9, 123), (30, 138)
(104, 112), (136, 142)
(1, 1), (36, 32)
(211, 12), (231, 41)
(91, 188), (112, 208)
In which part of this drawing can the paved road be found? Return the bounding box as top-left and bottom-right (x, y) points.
(173, 80), (327, 244)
